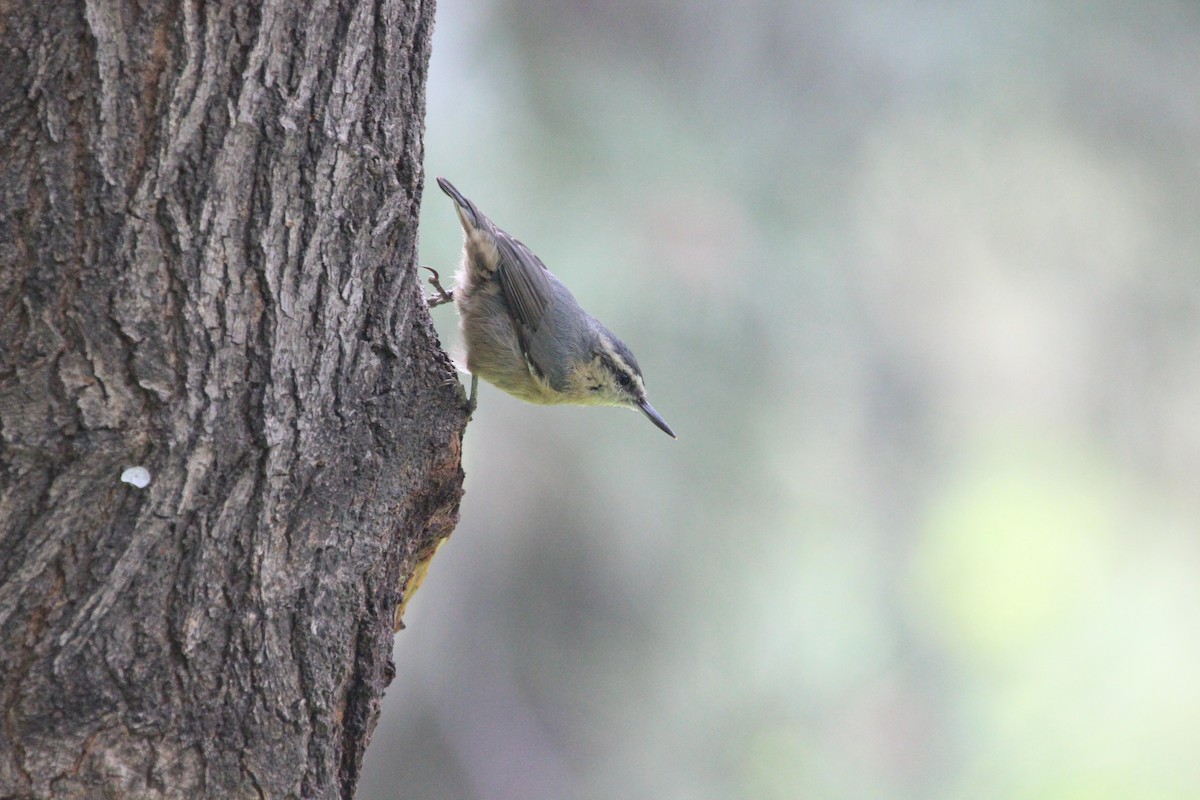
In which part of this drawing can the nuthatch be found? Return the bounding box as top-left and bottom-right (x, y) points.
(428, 177), (675, 438)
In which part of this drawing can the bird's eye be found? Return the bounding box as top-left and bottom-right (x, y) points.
(616, 373), (632, 388)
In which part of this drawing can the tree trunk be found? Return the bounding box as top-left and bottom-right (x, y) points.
(0, 1), (464, 798)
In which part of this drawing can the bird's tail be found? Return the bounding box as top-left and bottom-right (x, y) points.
(436, 177), (484, 232)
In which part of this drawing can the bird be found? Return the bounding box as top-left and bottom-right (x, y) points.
(427, 177), (675, 438)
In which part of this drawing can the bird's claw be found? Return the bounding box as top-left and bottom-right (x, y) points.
(423, 266), (455, 307)
(422, 265), (474, 419)
(441, 372), (477, 420)
(465, 373), (478, 416)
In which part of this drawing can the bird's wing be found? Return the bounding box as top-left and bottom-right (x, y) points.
(494, 232), (554, 359)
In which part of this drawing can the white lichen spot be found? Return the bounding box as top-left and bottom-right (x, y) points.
(120, 466), (151, 489)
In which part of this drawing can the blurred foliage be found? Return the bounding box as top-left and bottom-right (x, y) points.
(361, 2), (1200, 798)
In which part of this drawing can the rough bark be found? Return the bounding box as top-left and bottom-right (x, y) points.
(0, 1), (464, 798)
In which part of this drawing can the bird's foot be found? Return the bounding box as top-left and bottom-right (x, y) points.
(465, 373), (478, 417)
(423, 266), (456, 307)
(443, 372), (478, 421)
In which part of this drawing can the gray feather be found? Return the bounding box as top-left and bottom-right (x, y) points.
(526, 280), (594, 391)
(493, 234), (553, 354)
(436, 177), (481, 229)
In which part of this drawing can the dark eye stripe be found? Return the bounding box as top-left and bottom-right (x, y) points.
(598, 353), (634, 388)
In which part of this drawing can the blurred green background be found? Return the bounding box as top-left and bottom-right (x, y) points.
(361, 2), (1200, 798)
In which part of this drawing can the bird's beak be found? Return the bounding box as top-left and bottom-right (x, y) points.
(638, 399), (677, 439)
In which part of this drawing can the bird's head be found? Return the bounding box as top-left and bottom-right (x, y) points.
(565, 327), (675, 438)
